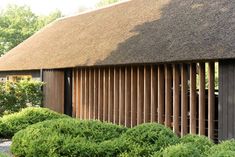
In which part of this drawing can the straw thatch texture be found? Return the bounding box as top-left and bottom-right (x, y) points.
(0, 0), (234, 71)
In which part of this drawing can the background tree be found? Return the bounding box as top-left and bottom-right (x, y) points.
(96, 0), (120, 7)
(0, 5), (62, 56)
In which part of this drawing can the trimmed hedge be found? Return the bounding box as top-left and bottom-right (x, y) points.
(117, 123), (180, 156)
(205, 140), (235, 157)
(180, 134), (214, 154)
(0, 107), (68, 138)
(154, 143), (200, 157)
(11, 118), (127, 157)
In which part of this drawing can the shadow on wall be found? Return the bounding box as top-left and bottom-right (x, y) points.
(93, 0), (235, 65)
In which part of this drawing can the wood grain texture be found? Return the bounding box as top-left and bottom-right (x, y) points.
(190, 63), (197, 134)
(173, 64), (180, 135)
(199, 63), (205, 135)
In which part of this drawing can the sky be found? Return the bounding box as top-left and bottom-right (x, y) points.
(0, 0), (100, 16)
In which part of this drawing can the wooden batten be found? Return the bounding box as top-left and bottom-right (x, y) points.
(76, 70), (81, 118)
(108, 68), (114, 123)
(137, 67), (144, 125)
(114, 68), (119, 124)
(199, 63), (206, 135)
(158, 65), (165, 124)
(125, 67), (131, 127)
(173, 64), (180, 135)
(80, 69), (84, 119)
(144, 66), (151, 123)
(119, 68), (125, 125)
(208, 62), (215, 139)
(98, 68), (103, 121)
(190, 63), (197, 134)
(93, 68), (98, 119)
(165, 64), (172, 127)
(181, 64), (188, 136)
(131, 67), (137, 127)
(151, 65), (158, 122)
(103, 69), (109, 121)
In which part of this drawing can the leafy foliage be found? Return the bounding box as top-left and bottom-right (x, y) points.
(0, 107), (68, 138)
(117, 123), (180, 156)
(180, 134), (214, 154)
(0, 5), (62, 56)
(97, 0), (120, 7)
(155, 143), (201, 157)
(205, 140), (235, 157)
(0, 79), (44, 115)
(11, 118), (127, 157)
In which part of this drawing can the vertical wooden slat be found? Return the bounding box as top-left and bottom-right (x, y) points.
(131, 67), (137, 127)
(158, 65), (164, 124)
(108, 68), (114, 123)
(137, 67), (144, 125)
(72, 70), (76, 117)
(165, 65), (172, 127)
(76, 70), (81, 118)
(80, 69), (84, 119)
(89, 69), (94, 120)
(173, 64), (180, 135)
(151, 65), (158, 122)
(125, 67), (131, 127)
(85, 69), (89, 119)
(208, 62), (215, 139)
(190, 63), (197, 134)
(103, 69), (108, 121)
(119, 68), (125, 125)
(114, 68), (119, 124)
(199, 63), (205, 135)
(98, 68), (103, 121)
(144, 66), (151, 123)
(181, 64), (188, 136)
(93, 68), (98, 119)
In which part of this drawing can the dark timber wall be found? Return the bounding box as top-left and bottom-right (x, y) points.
(219, 60), (235, 140)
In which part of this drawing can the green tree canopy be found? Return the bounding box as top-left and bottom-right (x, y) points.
(96, 0), (120, 7)
(0, 5), (62, 56)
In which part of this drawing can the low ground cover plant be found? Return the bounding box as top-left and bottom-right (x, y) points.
(0, 107), (68, 138)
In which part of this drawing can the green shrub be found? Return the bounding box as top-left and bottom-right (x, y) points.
(0, 152), (8, 157)
(0, 107), (68, 138)
(0, 80), (44, 115)
(154, 143), (201, 157)
(118, 123), (180, 156)
(205, 140), (235, 157)
(11, 118), (127, 157)
(180, 134), (214, 154)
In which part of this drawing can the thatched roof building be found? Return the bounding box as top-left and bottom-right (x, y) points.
(0, 0), (234, 70)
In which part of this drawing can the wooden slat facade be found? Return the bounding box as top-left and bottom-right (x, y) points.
(43, 62), (218, 140)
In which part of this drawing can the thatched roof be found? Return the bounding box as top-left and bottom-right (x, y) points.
(0, 0), (234, 71)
